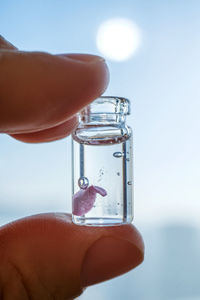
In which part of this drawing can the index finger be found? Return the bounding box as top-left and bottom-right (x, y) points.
(0, 37), (109, 137)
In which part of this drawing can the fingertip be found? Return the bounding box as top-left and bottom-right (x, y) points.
(81, 234), (144, 287)
(10, 115), (78, 143)
(0, 213), (144, 299)
(0, 51), (109, 134)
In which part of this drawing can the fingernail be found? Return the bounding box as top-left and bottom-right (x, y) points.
(58, 53), (105, 64)
(81, 236), (144, 287)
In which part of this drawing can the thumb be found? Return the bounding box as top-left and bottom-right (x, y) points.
(0, 213), (144, 299)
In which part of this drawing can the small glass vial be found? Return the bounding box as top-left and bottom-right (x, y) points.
(72, 96), (133, 226)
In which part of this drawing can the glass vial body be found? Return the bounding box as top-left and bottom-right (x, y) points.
(72, 96), (133, 226)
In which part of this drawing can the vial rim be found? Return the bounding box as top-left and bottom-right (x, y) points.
(90, 96), (131, 115)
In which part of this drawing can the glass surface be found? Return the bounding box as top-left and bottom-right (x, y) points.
(72, 96), (133, 226)
(72, 137), (133, 225)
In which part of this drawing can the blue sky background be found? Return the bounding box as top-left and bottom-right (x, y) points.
(1, 1), (200, 299)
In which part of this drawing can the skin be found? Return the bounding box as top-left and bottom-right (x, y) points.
(0, 35), (144, 300)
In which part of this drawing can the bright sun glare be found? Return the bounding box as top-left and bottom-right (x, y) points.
(96, 18), (141, 61)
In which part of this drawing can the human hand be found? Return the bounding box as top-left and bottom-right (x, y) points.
(0, 35), (144, 299)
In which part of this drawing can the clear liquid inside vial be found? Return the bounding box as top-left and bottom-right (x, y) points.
(72, 137), (133, 226)
(72, 96), (133, 226)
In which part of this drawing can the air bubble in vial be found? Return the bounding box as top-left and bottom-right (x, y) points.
(78, 177), (89, 189)
(99, 168), (104, 175)
(113, 152), (123, 158)
(97, 168), (104, 182)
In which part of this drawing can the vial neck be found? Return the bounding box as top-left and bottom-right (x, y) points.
(80, 113), (126, 126)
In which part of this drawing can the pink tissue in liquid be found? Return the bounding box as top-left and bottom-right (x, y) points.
(72, 185), (107, 216)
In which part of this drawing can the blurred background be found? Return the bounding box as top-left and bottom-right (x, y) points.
(1, 0), (200, 299)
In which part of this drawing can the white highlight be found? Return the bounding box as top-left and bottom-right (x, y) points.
(96, 18), (141, 61)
